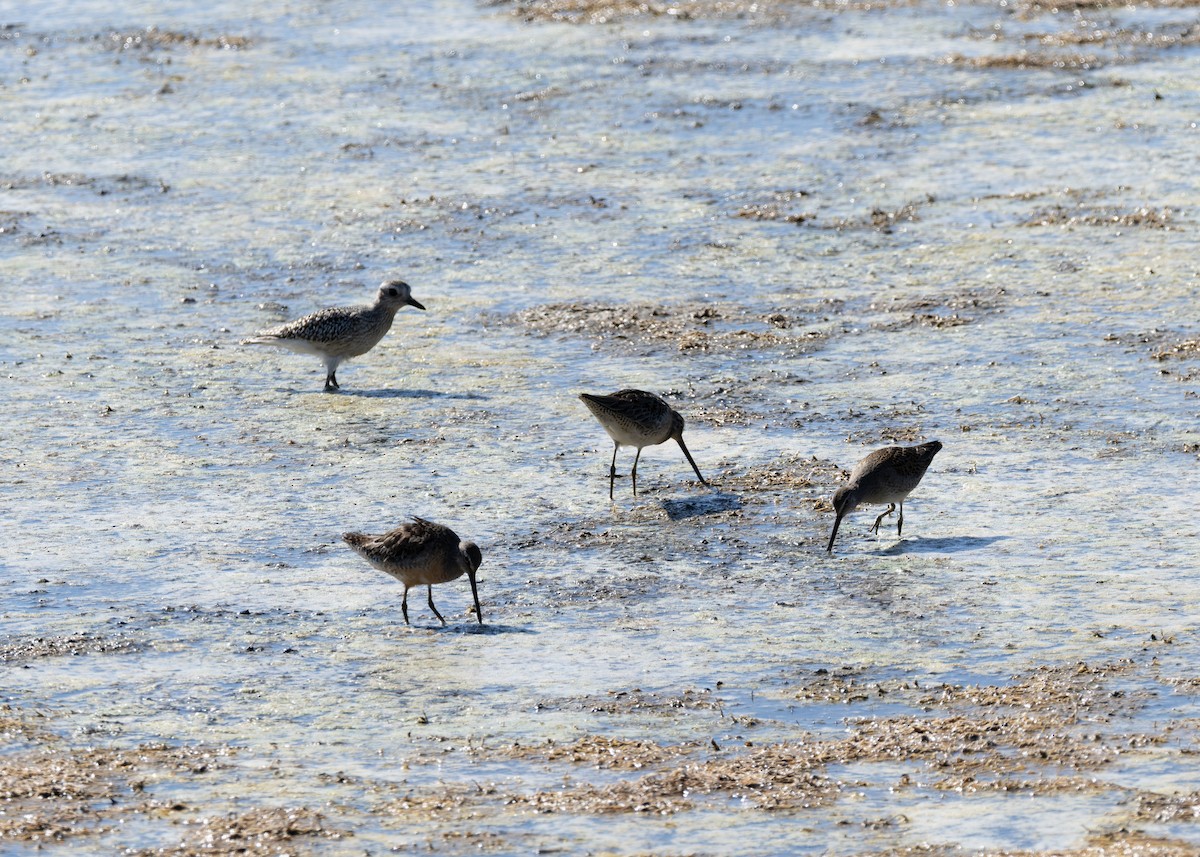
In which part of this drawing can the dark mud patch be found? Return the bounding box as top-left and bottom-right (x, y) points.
(0, 212), (107, 247)
(732, 189), (814, 225)
(718, 453), (842, 499)
(842, 419), (936, 448)
(510, 300), (830, 356)
(734, 193), (935, 234)
(1019, 23), (1200, 50)
(491, 0), (770, 24)
(379, 193), (526, 236)
(875, 312), (975, 331)
(661, 491), (742, 520)
(0, 631), (146, 664)
(820, 198), (933, 234)
(554, 686), (728, 716)
(867, 288), (1006, 331)
(0, 172), (170, 196)
(670, 368), (826, 429)
(1022, 204), (1176, 229)
(492, 0), (913, 23)
(1104, 330), (1200, 383)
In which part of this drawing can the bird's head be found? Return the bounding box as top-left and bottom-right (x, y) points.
(379, 280), (426, 311)
(669, 409), (686, 441)
(826, 485), (859, 554)
(832, 485), (858, 517)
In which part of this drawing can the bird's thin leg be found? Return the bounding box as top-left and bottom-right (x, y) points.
(631, 448), (643, 496)
(608, 442), (619, 500)
(871, 504), (896, 534)
(402, 586), (411, 625)
(324, 370), (339, 392)
(897, 501), (904, 536)
(428, 585), (446, 626)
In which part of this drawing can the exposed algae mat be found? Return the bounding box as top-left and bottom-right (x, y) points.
(3, 0), (1200, 853)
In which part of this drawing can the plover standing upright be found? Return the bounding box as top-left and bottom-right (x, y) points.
(579, 388), (709, 499)
(243, 280), (425, 391)
(343, 517), (484, 627)
(826, 441), (943, 553)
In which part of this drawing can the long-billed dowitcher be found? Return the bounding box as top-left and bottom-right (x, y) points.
(826, 440), (942, 553)
(579, 389), (708, 499)
(242, 280), (425, 391)
(342, 517), (483, 626)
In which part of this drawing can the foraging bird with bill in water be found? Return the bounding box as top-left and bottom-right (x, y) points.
(342, 517), (483, 626)
(826, 440), (942, 553)
(242, 280), (425, 392)
(579, 388), (708, 499)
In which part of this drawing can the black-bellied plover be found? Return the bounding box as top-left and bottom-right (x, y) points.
(242, 280), (425, 391)
(826, 440), (943, 553)
(343, 517), (483, 626)
(579, 389), (708, 499)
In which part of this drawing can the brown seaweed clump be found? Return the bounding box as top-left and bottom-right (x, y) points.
(854, 830), (1200, 856)
(0, 705), (343, 852)
(0, 738), (235, 844)
(946, 50), (1106, 70)
(97, 27), (251, 52)
(492, 734), (700, 770)
(493, 0), (771, 24)
(1151, 339), (1200, 360)
(127, 807), (347, 856)
(1013, 0), (1200, 18)
(512, 744), (842, 814)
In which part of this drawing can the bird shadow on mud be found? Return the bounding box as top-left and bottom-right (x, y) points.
(458, 623), (536, 636)
(661, 492), (743, 521)
(879, 535), (1006, 554)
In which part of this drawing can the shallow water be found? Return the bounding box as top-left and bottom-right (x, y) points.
(3, 0), (1200, 853)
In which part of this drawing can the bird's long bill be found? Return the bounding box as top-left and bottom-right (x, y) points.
(408, 297), (427, 310)
(468, 569), (483, 625)
(826, 510), (846, 553)
(675, 437), (709, 486)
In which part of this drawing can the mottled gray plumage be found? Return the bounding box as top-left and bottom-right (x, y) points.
(827, 441), (942, 552)
(579, 388), (708, 499)
(242, 280), (425, 391)
(343, 517), (483, 626)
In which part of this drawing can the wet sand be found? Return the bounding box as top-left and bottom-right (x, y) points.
(3, 0), (1200, 853)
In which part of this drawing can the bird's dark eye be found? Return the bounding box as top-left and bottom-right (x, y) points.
(385, 287), (398, 296)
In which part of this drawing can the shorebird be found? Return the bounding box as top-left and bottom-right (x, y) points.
(826, 440), (942, 553)
(579, 389), (708, 499)
(342, 517), (483, 626)
(242, 280), (425, 391)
